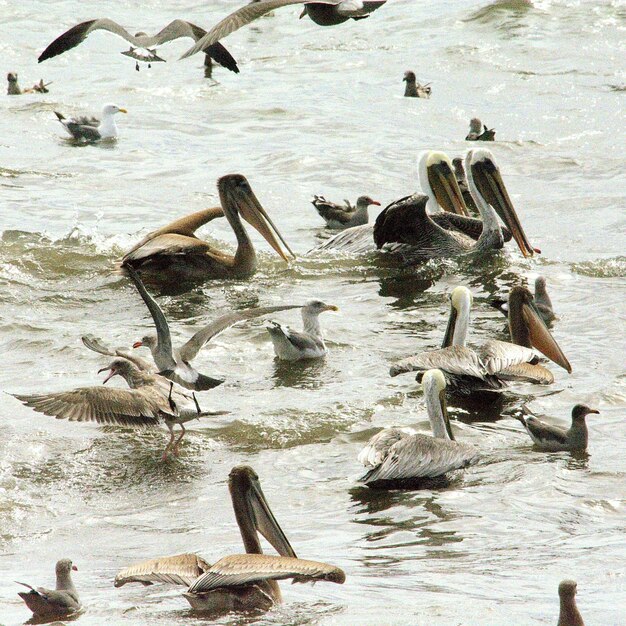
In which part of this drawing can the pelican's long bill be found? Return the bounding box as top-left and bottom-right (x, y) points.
(218, 175), (296, 262)
(470, 153), (538, 257)
(229, 466), (297, 559)
(426, 153), (470, 217)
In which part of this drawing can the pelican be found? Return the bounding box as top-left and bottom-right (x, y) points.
(180, 0), (388, 59)
(12, 357), (221, 459)
(358, 369), (479, 486)
(558, 580), (585, 626)
(390, 286), (572, 395)
(312, 194), (380, 229)
(267, 300), (338, 360)
(492, 276), (555, 324)
(122, 174), (295, 285)
(114, 466), (345, 613)
(54, 103), (127, 141)
(515, 404), (599, 452)
(466, 118), (495, 141)
(403, 71), (431, 98)
(38, 19), (239, 73)
(16, 559), (81, 619)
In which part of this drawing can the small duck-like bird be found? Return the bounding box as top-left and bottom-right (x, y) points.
(312, 194), (380, 229)
(54, 103), (127, 141)
(124, 264), (301, 389)
(466, 117), (495, 141)
(38, 18), (239, 73)
(267, 300), (338, 360)
(402, 71), (431, 98)
(515, 405), (599, 452)
(391, 285), (572, 395)
(180, 0), (388, 59)
(558, 580), (585, 626)
(114, 465), (345, 613)
(7, 72), (51, 95)
(122, 174), (295, 286)
(492, 276), (555, 324)
(16, 559), (81, 618)
(358, 369), (480, 487)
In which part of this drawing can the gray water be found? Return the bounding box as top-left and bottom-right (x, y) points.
(1, 0), (625, 624)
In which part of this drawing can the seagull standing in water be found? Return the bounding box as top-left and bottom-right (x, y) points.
(267, 300), (338, 360)
(54, 103), (127, 141)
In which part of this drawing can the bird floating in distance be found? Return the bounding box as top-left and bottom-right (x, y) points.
(466, 117), (495, 141)
(7, 72), (52, 95)
(54, 103), (127, 141)
(312, 195), (380, 229)
(403, 71), (431, 98)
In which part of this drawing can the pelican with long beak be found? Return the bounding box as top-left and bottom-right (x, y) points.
(390, 286), (572, 395)
(114, 466), (345, 613)
(122, 174), (295, 286)
(359, 369), (479, 486)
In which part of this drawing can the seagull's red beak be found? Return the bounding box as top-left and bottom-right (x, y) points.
(72, 565), (78, 571)
(370, 200), (381, 206)
(98, 367), (117, 385)
(132, 341), (143, 349)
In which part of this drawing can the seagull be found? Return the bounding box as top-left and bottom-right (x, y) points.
(515, 405), (599, 452)
(54, 103), (127, 141)
(558, 580), (585, 626)
(180, 0), (388, 59)
(16, 559), (82, 619)
(267, 300), (338, 361)
(358, 369), (479, 487)
(38, 18), (239, 73)
(466, 118), (495, 141)
(491, 276), (556, 324)
(311, 195), (380, 229)
(7, 72), (51, 95)
(124, 264), (301, 390)
(402, 71), (431, 98)
(12, 357), (220, 459)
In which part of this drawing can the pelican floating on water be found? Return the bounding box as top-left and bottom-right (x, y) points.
(358, 369), (479, 486)
(403, 71), (431, 98)
(122, 174), (295, 286)
(114, 465), (345, 613)
(492, 276), (555, 324)
(390, 285), (572, 395)
(515, 404), (599, 452)
(558, 580), (585, 626)
(312, 194), (380, 229)
(267, 300), (338, 360)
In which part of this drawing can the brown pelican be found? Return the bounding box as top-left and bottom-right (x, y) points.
(312, 194), (380, 229)
(390, 286), (572, 395)
(114, 466), (345, 613)
(558, 580), (585, 626)
(7, 72), (51, 95)
(403, 71), (431, 98)
(466, 118), (495, 141)
(12, 357), (220, 459)
(267, 300), (338, 360)
(16, 559), (81, 619)
(124, 264), (301, 388)
(492, 276), (555, 324)
(54, 103), (127, 141)
(180, 0), (388, 59)
(122, 174), (295, 285)
(358, 369), (479, 486)
(515, 405), (599, 452)
(38, 19), (239, 73)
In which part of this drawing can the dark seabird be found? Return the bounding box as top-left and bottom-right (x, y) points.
(38, 18), (239, 73)
(312, 194), (380, 229)
(466, 117), (496, 141)
(16, 559), (82, 618)
(403, 71), (431, 98)
(515, 405), (599, 452)
(558, 580), (585, 626)
(7, 72), (51, 95)
(491, 276), (556, 324)
(54, 103), (127, 141)
(180, 0), (388, 59)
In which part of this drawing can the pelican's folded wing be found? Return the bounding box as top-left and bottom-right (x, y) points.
(357, 428), (410, 469)
(114, 553), (212, 587)
(122, 234), (213, 265)
(309, 223), (375, 254)
(479, 340), (538, 376)
(187, 554), (345, 592)
(390, 346), (487, 379)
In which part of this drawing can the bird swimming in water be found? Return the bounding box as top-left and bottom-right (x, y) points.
(466, 118), (495, 141)
(54, 103), (127, 141)
(403, 71), (431, 98)
(267, 300), (338, 361)
(7, 72), (51, 95)
(491, 276), (555, 324)
(16, 559), (82, 619)
(515, 404), (599, 452)
(558, 580), (585, 626)
(312, 194), (381, 229)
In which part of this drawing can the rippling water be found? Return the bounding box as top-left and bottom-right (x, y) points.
(1, 0), (625, 624)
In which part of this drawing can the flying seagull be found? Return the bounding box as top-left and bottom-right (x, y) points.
(39, 18), (239, 73)
(124, 264), (302, 390)
(180, 0), (388, 59)
(55, 103), (127, 141)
